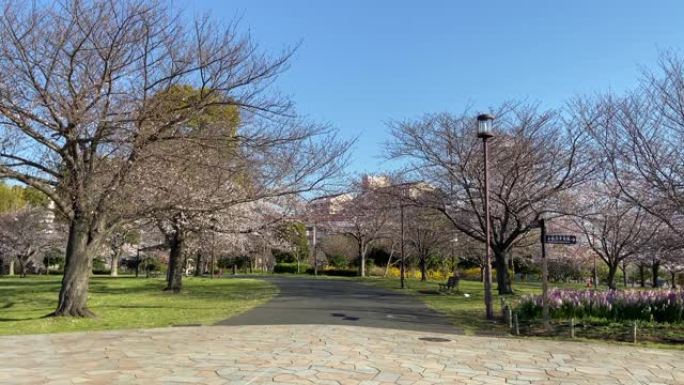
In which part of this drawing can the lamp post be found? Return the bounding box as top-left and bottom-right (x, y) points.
(450, 235), (458, 274)
(312, 224), (318, 277)
(400, 200), (406, 289)
(210, 218), (218, 279)
(477, 113), (495, 320)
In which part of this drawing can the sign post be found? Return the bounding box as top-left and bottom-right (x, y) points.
(539, 228), (577, 330)
(540, 219), (549, 330)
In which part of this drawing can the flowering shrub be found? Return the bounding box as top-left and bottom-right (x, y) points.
(515, 289), (684, 323)
(385, 267), (450, 281)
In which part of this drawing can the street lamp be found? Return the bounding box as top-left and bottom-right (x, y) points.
(477, 113), (494, 320)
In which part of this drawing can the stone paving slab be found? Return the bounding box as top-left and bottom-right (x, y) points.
(0, 325), (682, 384)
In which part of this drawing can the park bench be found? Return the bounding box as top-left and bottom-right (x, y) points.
(438, 276), (459, 293)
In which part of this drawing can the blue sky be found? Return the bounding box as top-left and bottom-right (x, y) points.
(188, 1), (684, 174)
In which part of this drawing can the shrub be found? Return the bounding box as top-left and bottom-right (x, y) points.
(368, 266), (385, 277)
(144, 258), (163, 274)
(272, 249), (297, 263)
(92, 258), (109, 274)
(273, 263), (309, 274)
(386, 266), (401, 278)
(384, 267), (451, 281)
(327, 254), (349, 268)
(306, 267), (357, 277)
(218, 255), (249, 270)
(43, 248), (65, 272)
(515, 288), (684, 323)
(461, 267), (482, 281)
(459, 267), (513, 281)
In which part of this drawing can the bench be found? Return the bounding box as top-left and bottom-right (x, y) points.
(438, 276), (459, 293)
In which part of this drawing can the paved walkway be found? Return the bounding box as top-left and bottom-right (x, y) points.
(1, 325), (682, 385)
(218, 277), (460, 334)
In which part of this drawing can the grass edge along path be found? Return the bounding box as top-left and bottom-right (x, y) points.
(0, 275), (278, 335)
(361, 277), (578, 336)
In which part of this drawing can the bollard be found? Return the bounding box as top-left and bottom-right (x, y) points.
(570, 318), (575, 339)
(513, 313), (520, 336)
(633, 321), (637, 344)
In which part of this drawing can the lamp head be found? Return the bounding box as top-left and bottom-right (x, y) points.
(477, 113), (495, 139)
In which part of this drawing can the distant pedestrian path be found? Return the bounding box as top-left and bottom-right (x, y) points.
(1, 325), (682, 384)
(218, 276), (461, 334)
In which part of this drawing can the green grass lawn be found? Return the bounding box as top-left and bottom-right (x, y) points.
(0, 275), (277, 335)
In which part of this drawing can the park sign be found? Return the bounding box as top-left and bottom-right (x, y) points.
(543, 234), (577, 245)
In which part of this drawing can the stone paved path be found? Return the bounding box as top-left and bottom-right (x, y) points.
(1, 325), (682, 385)
(219, 277), (460, 334)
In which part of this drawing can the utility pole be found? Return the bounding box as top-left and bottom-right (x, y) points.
(135, 247), (140, 278)
(211, 230), (216, 279)
(477, 114), (495, 320)
(400, 202), (406, 289)
(312, 224), (318, 276)
(540, 218), (550, 330)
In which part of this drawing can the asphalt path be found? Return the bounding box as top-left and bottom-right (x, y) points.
(218, 276), (461, 334)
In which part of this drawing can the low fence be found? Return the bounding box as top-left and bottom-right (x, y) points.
(500, 299), (684, 345)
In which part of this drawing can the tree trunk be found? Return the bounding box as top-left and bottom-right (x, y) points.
(672, 272), (677, 289)
(384, 255), (393, 277)
(19, 258), (27, 278)
(110, 251), (120, 277)
(194, 252), (202, 277)
(606, 263), (618, 290)
(52, 217), (96, 317)
(621, 261), (627, 287)
(8, 259), (14, 276)
(493, 249), (513, 294)
(165, 232), (185, 293)
(419, 255), (427, 281)
(651, 261), (660, 288)
(639, 263), (646, 287)
(358, 240), (366, 277)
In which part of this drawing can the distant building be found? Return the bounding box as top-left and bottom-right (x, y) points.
(361, 175), (389, 190)
(308, 193), (354, 216)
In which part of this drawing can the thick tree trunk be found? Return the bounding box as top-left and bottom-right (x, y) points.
(358, 240), (366, 277)
(19, 259), (27, 278)
(194, 252), (202, 277)
(110, 251), (119, 277)
(165, 233), (185, 293)
(493, 249), (513, 294)
(651, 261), (660, 288)
(52, 218), (96, 317)
(419, 255), (427, 281)
(639, 263), (646, 287)
(606, 264), (618, 290)
(384, 254), (393, 277)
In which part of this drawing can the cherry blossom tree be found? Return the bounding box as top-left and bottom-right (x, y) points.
(0, 0), (349, 315)
(387, 103), (594, 293)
